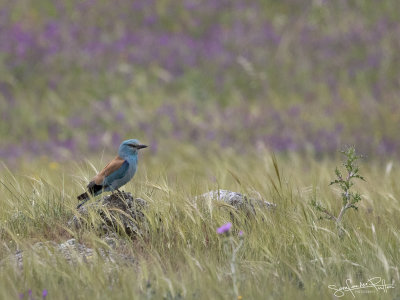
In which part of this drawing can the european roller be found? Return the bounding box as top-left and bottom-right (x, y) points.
(76, 139), (148, 208)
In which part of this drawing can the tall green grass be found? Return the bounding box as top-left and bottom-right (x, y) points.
(0, 150), (399, 299)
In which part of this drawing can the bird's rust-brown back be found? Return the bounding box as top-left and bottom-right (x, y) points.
(92, 156), (126, 185)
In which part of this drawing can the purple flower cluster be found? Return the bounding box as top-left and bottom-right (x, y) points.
(217, 222), (232, 234)
(1, 98), (400, 164)
(18, 289), (47, 299)
(216, 223), (244, 236)
(0, 1), (398, 90)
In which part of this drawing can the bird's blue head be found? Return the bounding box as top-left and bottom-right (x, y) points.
(118, 139), (148, 158)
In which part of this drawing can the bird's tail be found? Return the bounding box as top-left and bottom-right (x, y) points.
(76, 192), (90, 209)
(76, 181), (101, 209)
(77, 192), (89, 201)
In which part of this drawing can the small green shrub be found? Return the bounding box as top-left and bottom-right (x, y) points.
(312, 146), (365, 234)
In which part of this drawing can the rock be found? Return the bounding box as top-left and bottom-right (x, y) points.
(14, 249), (23, 269)
(56, 238), (134, 265)
(57, 238), (95, 264)
(4, 238), (134, 269)
(195, 189), (276, 213)
(68, 191), (148, 237)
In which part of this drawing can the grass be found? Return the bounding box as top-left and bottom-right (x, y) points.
(0, 149), (399, 299)
(1, 1), (399, 298)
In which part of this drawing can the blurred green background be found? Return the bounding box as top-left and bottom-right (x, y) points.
(0, 0), (399, 166)
(1, 2), (400, 299)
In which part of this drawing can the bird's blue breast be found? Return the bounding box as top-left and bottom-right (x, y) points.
(125, 156), (138, 179)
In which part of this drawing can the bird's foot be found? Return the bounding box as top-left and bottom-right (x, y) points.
(76, 199), (88, 209)
(111, 189), (124, 197)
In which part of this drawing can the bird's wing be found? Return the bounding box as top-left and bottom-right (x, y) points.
(103, 160), (130, 187)
(92, 156), (126, 185)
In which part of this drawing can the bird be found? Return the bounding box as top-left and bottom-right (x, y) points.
(76, 139), (148, 209)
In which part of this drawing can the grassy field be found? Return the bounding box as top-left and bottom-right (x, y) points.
(0, 149), (399, 299)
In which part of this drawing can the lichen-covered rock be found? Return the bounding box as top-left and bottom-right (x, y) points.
(195, 189), (276, 213)
(57, 238), (95, 264)
(4, 238), (134, 269)
(68, 191), (148, 237)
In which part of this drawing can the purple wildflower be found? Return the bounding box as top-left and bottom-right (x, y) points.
(42, 289), (48, 299)
(217, 222), (232, 234)
(19, 293), (24, 299)
(239, 230), (243, 236)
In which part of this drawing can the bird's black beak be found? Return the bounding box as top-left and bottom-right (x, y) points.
(129, 144), (148, 149)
